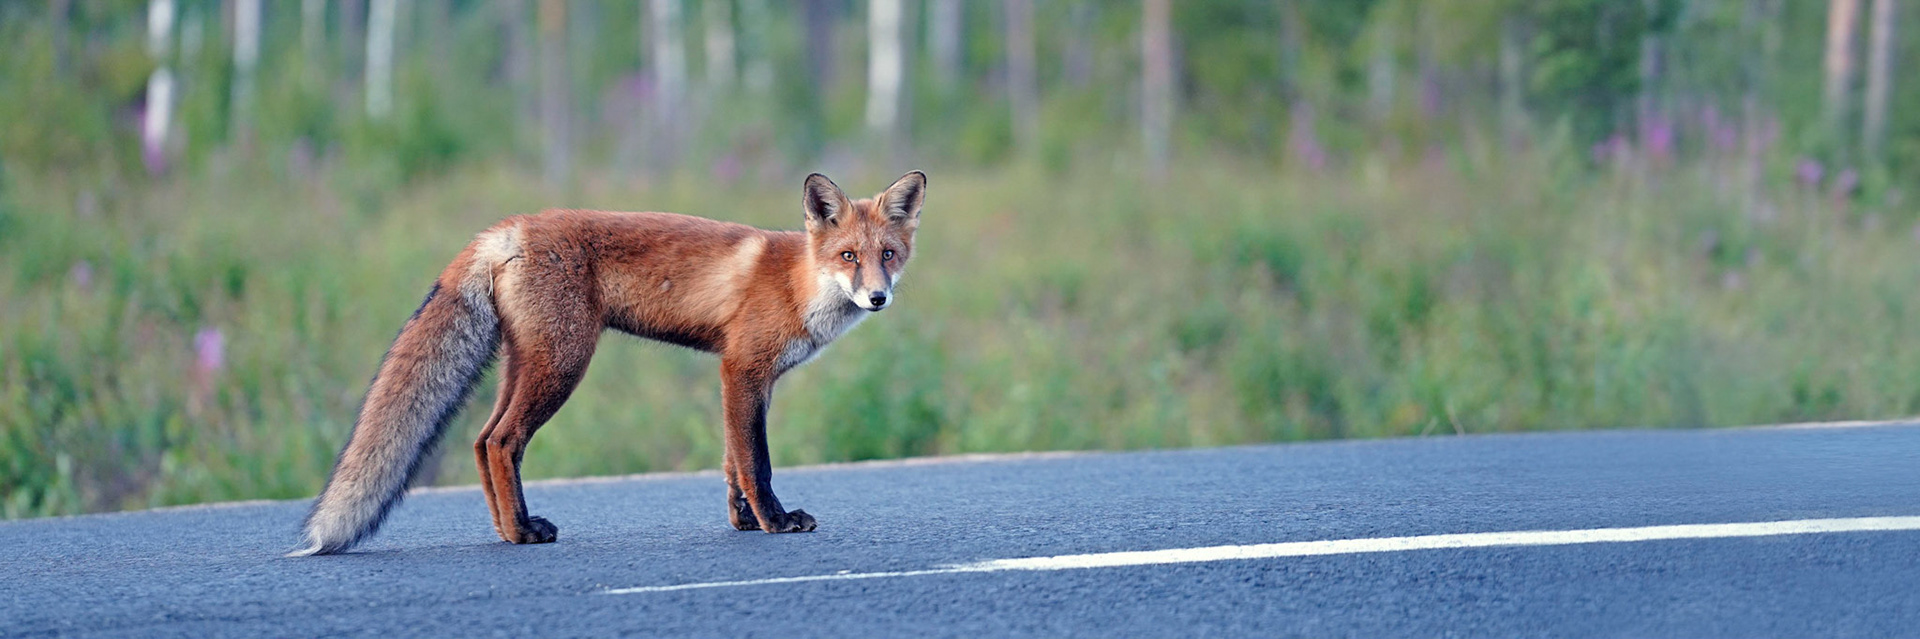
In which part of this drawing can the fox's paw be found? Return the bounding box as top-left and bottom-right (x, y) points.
(729, 498), (760, 531)
(760, 509), (817, 533)
(507, 516), (559, 544)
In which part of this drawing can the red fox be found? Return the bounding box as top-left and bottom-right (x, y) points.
(291, 171), (927, 555)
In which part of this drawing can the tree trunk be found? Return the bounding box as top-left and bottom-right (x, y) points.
(739, 0), (773, 93)
(1367, 13), (1395, 120)
(302, 0), (329, 90)
(928, 0), (962, 89)
(339, 0), (364, 81)
(704, 0), (736, 91)
(365, 0), (397, 118)
(1004, 0), (1038, 156)
(1276, 0), (1301, 99)
(231, 0), (261, 140)
(1499, 17), (1527, 141)
(303, 0), (326, 61)
(51, 0), (71, 73)
(1063, 3), (1093, 87)
(1823, 0), (1861, 142)
(649, 0), (686, 173)
(1862, 0), (1897, 161)
(426, 0), (453, 78)
(1142, 0), (1173, 179)
(865, 0), (904, 137)
(803, 0), (837, 88)
(144, 0), (176, 175)
(538, 0), (571, 186)
(500, 0), (534, 143)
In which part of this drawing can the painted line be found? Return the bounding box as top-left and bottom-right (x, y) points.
(1763, 418), (1916, 431)
(601, 516), (1920, 595)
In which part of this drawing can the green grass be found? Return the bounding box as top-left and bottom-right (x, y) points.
(6, 153), (1918, 518)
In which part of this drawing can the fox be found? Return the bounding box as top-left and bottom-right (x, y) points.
(290, 171), (927, 556)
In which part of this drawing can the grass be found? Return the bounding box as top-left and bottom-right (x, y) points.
(6, 150), (1919, 518)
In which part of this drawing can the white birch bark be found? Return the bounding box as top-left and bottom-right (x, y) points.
(705, 0), (736, 91)
(865, 0), (904, 135)
(649, 0), (686, 170)
(1863, 0), (1897, 159)
(1004, 0), (1038, 154)
(539, 0), (570, 185)
(1142, 0), (1173, 178)
(231, 0), (261, 136)
(928, 0), (961, 88)
(303, 0), (326, 59)
(1823, 0), (1861, 138)
(365, 0), (397, 118)
(144, 0), (176, 173)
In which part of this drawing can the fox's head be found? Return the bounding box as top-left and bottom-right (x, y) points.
(802, 171), (926, 312)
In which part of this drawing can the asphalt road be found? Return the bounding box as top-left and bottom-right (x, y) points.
(6, 423), (1920, 638)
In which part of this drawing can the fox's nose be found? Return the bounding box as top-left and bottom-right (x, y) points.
(868, 291), (889, 309)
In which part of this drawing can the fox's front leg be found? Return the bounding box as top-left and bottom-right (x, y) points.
(720, 357), (816, 533)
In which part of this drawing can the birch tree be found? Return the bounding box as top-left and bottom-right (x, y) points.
(539, 0), (570, 185)
(1862, 0), (1897, 160)
(649, 0), (687, 172)
(365, 0), (397, 119)
(1823, 0), (1861, 142)
(1499, 17), (1528, 141)
(339, 0), (364, 80)
(865, 0), (904, 137)
(1004, 0), (1038, 155)
(144, 0), (175, 174)
(500, 0), (534, 140)
(231, 0), (261, 139)
(1367, 10), (1396, 120)
(1142, 0), (1173, 178)
(928, 0), (962, 89)
(705, 0), (736, 91)
(303, 0), (326, 61)
(739, 0), (773, 94)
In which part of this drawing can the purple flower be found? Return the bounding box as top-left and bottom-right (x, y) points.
(67, 261), (93, 291)
(1640, 113), (1673, 163)
(1287, 104), (1327, 171)
(194, 327), (225, 375)
(1795, 159), (1824, 189)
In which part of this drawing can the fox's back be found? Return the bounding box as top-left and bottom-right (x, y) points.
(479, 209), (805, 353)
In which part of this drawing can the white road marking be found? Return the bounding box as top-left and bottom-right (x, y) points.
(601, 516), (1920, 595)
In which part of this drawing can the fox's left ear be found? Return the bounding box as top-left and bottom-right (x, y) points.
(879, 171), (927, 224)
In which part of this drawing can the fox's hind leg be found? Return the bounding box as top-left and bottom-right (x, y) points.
(473, 354), (520, 538)
(724, 452), (758, 530)
(480, 312), (596, 545)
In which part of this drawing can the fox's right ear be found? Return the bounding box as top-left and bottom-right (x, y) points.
(802, 173), (851, 227)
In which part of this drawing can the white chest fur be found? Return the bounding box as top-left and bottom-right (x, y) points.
(776, 289), (870, 373)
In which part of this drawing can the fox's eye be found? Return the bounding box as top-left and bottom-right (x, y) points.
(882, 249), (894, 261)
(841, 251), (856, 262)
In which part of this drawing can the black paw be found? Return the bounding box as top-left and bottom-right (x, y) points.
(508, 516), (559, 544)
(730, 498), (760, 531)
(761, 509), (817, 533)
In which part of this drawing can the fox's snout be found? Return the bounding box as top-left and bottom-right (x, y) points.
(864, 290), (890, 311)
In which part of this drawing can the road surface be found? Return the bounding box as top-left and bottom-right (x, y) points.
(6, 423), (1919, 637)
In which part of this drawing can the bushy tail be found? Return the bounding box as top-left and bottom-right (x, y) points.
(290, 267), (499, 556)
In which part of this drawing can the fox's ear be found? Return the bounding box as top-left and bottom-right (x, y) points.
(879, 170), (927, 224)
(802, 173), (851, 227)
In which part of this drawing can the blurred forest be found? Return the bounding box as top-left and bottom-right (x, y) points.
(5, 0), (1920, 518)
